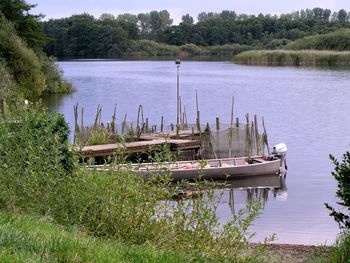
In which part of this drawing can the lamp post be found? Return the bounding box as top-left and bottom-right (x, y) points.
(175, 59), (181, 127)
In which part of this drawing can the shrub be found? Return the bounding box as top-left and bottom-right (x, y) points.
(0, 12), (72, 98)
(0, 13), (46, 98)
(325, 153), (350, 229)
(0, 59), (16, 98)
(180, 43), (202, 55)
(0, 107), (74, 212)
(38, 54), (72, 94)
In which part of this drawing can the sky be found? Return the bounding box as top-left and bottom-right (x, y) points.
(28, 0), (350, 23)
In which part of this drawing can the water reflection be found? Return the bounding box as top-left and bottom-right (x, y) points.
(223, 174), (288, 216)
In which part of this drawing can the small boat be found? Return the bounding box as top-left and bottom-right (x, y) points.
(132, 143), (288, 181)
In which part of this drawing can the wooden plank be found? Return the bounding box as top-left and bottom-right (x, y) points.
(168, 139), (201, 151)
(76, 140), (166, 158)
(76, 138), (202, 159)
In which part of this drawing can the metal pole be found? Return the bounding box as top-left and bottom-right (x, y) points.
(175, 60), (181, 127)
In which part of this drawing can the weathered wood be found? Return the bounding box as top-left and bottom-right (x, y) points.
(76, 139), (201, 158)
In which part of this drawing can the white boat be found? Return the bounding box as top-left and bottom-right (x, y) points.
(133, 143), (288, 181)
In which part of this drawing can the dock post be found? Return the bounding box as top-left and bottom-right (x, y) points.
(216, 117), (220, 158)
(196, 110), (201, 131)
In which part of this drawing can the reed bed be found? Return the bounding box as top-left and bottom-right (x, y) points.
(233, 50), (350, 66)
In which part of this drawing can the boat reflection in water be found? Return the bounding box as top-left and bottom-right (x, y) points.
(219, 173), (288, 215)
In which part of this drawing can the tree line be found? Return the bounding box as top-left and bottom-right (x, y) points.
(43, 8), (350, 59)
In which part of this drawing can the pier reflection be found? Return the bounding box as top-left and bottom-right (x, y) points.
(221, 174), (288, 215)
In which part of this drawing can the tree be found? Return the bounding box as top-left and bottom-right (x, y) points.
(99, 13), (115, 21)
(181, 14), (194, 25)
(137, 13), (151, 38)
(149, 10), (173, 40)
(0, 0), (46, 49)
(325, 153), (350, 229)
(337, 9), (348, 22)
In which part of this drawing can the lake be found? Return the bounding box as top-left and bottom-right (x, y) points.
(45, 60), (350, 245)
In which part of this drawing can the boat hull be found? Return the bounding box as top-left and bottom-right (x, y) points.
(137, 157), (282, 181)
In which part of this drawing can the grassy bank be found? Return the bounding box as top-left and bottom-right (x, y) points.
(0, 212), (191, 263)
(233, 50), (350, 66)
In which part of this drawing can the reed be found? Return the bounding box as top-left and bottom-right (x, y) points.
(285, 29), (350, 51)
(234, 49), (350, 66)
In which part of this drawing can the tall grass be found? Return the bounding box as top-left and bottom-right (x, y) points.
(313, 232), (350, 263)
(233, 50), (350, 66)
(285, 29), (350, 51)
(0, 107), (272, 262)
(0, 212), (193, 263)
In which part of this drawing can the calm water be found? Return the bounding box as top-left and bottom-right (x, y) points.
(46, 60), (350, 245)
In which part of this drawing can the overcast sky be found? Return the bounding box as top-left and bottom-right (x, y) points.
(28, 0), (350, 23)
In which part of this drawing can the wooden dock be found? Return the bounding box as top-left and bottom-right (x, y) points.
(76, 139), (201, 159)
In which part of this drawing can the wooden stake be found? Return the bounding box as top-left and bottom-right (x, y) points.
(122, 113), (127, 134)
(262, 117), (271, 155)
(196, 110), (201, 131)
(216, 117), (220, 158)
(111, 103), (116, 133)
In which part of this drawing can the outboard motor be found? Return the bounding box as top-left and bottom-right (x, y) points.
(272, 143), (288, 175)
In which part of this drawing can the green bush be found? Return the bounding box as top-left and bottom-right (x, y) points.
(127, 39), (178, 57)
(0, 13), (46, 98)
(0, 59), (16, 98)
(325, 153), (350, 229)
(0, 107), (74, 212)
(38, 54), (72, 94)
(180, 43), (202, 55)
(0, 12), (72, 98)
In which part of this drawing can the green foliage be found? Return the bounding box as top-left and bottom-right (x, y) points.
(0, 12), (72, 98)
(286, 29), (350, 51)
(0, 107), (74, 212)
(314, 232), (350, 263)
(179, 43), (202, 55)
(38, 54), (72, 94)
(0, 0), (47, 50)
(0, 12), (46, 97)
(85, 128), (112, 145)
(127, 39), (178, 57)
(325, 153), (350, 229)
(0, 59), (16, 98)
(203, 44), (253, 56)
